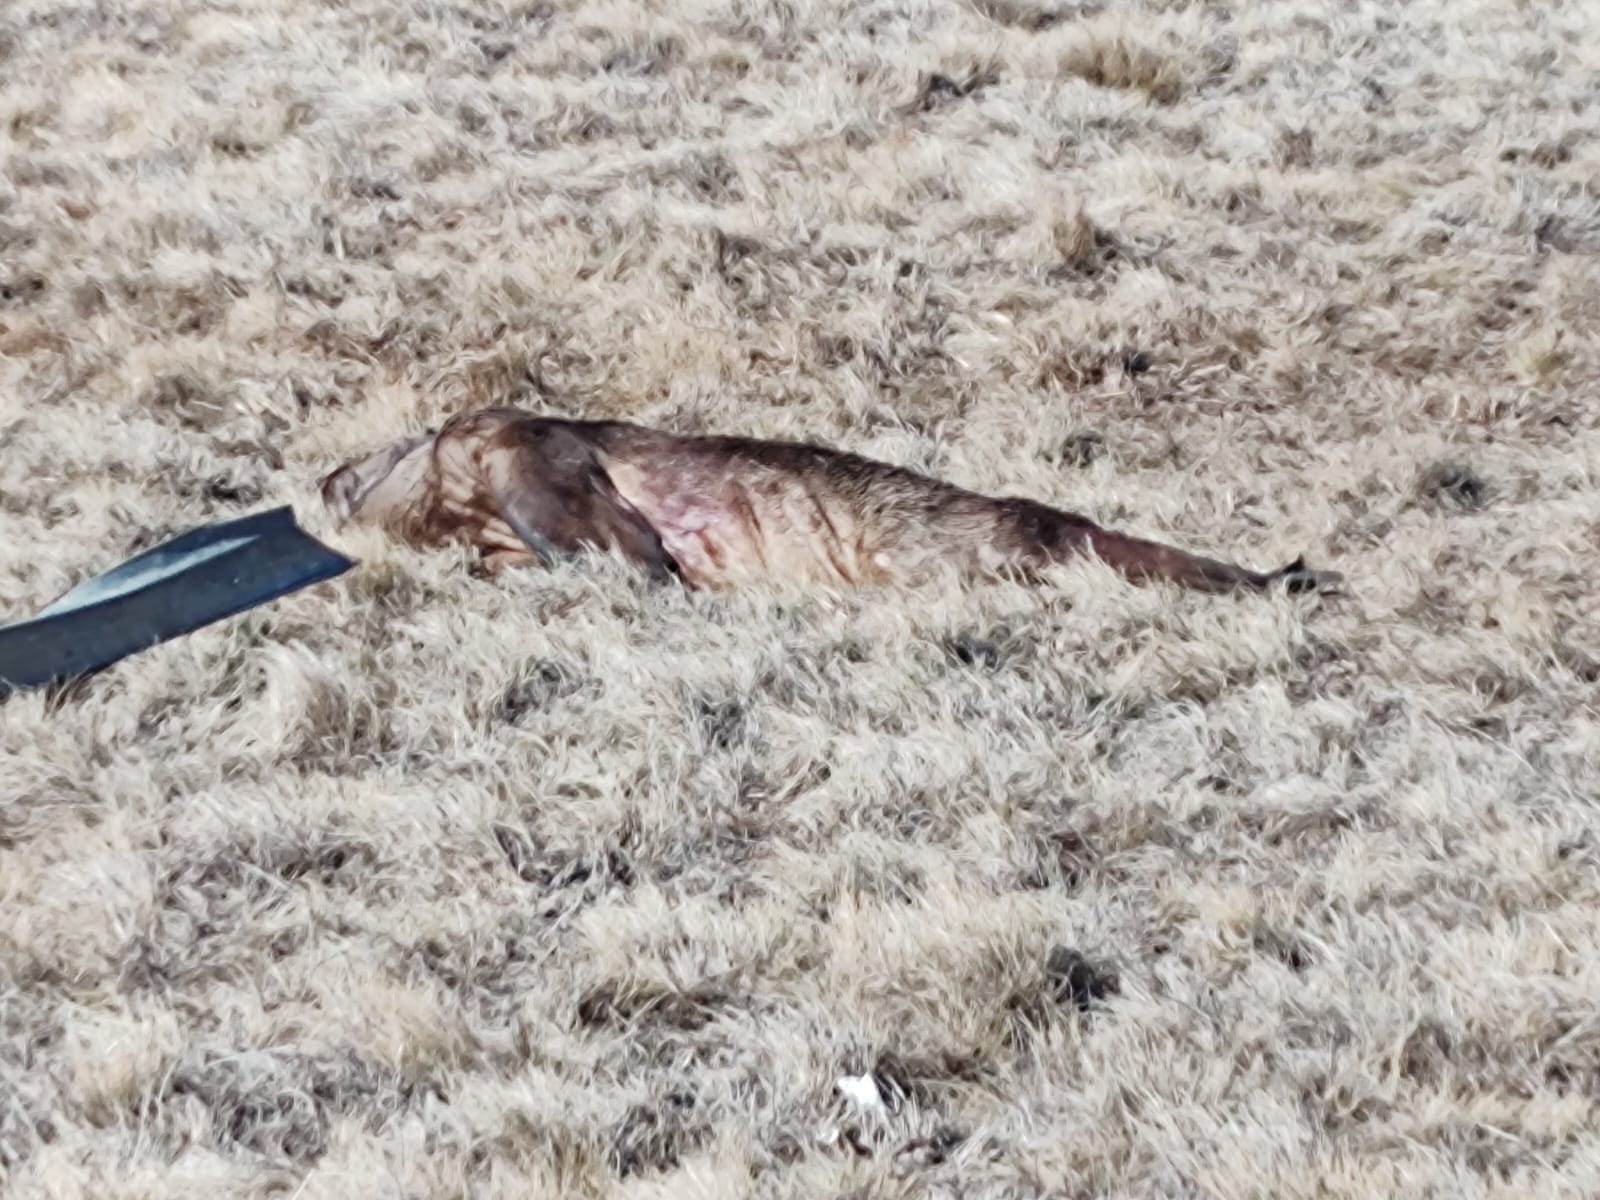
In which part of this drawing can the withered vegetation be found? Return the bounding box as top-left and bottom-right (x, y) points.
(2, 0), (1599, 1196)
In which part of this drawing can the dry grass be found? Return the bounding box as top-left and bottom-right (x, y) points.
(3, 0), (1600, 1195)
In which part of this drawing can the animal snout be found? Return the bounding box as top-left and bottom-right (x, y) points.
(319, 464), (361, 521)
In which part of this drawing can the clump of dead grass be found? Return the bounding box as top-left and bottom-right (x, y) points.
(3, 0), (1600, 1196)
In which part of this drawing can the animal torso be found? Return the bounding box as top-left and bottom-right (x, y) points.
(593, 427), (1004, 589)
(378, 408), (1009, 590)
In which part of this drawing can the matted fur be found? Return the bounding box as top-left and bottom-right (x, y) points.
(2, 0), (1599, 1196)
(319, 407), (1342, 590)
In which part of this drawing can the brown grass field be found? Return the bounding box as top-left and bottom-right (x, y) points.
(3, 0), (1599, 1195)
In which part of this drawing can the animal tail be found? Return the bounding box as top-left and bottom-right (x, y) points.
(1074, 524), (1345, 595)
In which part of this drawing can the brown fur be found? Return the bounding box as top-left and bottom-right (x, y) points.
(319, 408), (1344, 595)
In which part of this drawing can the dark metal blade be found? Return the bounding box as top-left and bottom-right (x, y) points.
(0, 506), (355, 700)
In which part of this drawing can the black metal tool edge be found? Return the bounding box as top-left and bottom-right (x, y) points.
(0, 507), (355, 700)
